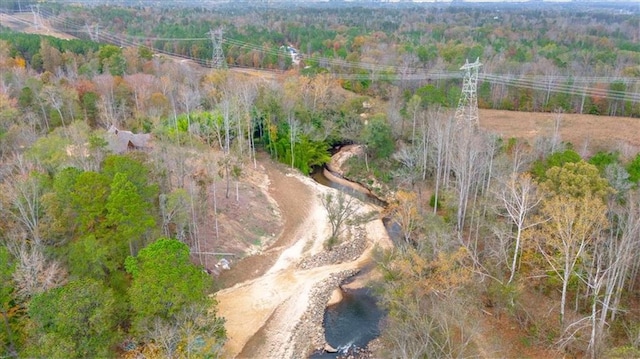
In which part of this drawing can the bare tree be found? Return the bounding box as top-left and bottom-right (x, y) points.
(10, 244), (66, 300)
(406, 94), (421, 142)
(236, 80), (258, 168)
(159, 189), (191, 241)
(124, 73), (155, 117)
(42, 85), (68, 135)
(507, 138), (532, 174)
(159, 74), (179, 132)
(380, 294), (478, 359)
(177, 82), (202, 133)
(390, 190), (420, 244)
(145, 304), (225, 358)
(392, 145), (421, 188)
(288, 113), (299, 169)
(93, 74), (118, 127)
(1, 169), (45, 246)
(550, 109), (563, 154)
(320, 191), (359, 246)
(377, 247), (477, 359)
(147, 318), (180, 358)
(495, 172), (541, 284)
(451, 124), (489, 233)
(541, 60), (559, 109)
(188, 181), (202, 265)
(581, 190), (640, 358)
(152, 142), (192, 189)
(417, 109), (431, 185)
(429, 110), (455, 214)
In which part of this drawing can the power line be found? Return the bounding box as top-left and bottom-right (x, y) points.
(5, 8), (639, 104)
(482, 74), (640, 103)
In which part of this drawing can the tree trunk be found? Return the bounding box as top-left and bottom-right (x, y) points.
(189, 182), (202, 265)
(213, 180), (219, 241)
(561, 252), (571, 326)
(1, 309), (17, 358)
(225, 162), (230, 199)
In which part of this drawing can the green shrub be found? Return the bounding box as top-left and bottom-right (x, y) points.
(605, 346), (640, 359)
(429, 192), (443, 210)
(487, 281), (520, 314)
(324, 236), (339, 250)
(531, 149), (581, 180)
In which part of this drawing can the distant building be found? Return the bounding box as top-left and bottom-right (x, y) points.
(281, 45), (301, 65)
(106, 125), (151, 154)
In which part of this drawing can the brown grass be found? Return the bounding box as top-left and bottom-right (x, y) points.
(480, 109), (640, 158)
(0, 13), (77, 40)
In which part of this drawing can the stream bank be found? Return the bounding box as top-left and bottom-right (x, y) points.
(215, 148), (392, 359)
(306, 145), (395, 358)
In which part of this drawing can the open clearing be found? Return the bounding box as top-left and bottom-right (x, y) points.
(480, 109), (640, 156)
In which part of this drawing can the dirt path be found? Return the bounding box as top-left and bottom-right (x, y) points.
(215, 157), (392, 359)
(216, 158), (312, 288)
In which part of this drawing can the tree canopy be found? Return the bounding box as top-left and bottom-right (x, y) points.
(125, 238), (211, 333)
(27, 279), (120, 359)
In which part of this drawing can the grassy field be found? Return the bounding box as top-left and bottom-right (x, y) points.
(480, 109), (640, 158)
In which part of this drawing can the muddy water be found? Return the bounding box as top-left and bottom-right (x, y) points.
(310, 166), (387, 208)
(311, 287), (385, 359)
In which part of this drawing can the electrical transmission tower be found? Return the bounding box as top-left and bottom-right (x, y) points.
(86, 24), (100, 42)
(209, 28), (227, 70)
(455, 57), (482, 128)
(30, 4), (41, 30)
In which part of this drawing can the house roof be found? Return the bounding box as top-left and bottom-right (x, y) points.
(106, 125), (151, 154)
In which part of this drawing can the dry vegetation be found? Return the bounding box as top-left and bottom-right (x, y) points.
(480, 109), (640, 157)
(1, 3), (639, 358)
(0, 13), (76, 40)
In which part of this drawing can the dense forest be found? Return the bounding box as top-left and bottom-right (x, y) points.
(6, 1), (638, 116)
(1, 1), (640, 358)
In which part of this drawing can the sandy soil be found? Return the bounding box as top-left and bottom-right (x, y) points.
(215, 155), (392, 359)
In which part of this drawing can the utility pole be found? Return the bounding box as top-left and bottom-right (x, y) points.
(86, 24), (99, 42)
(455, 57), (482, 128)
(29, 4), (40, 30)
(208, 28), (227, 70)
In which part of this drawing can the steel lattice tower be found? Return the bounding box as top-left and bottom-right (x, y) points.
(455, 57), (482, 128)
(30, 4), (41, 30)
(209, 28), (227, 70)
(86, 24), (100, 42)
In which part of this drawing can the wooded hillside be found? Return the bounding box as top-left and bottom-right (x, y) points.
(1, 2), (640, 358)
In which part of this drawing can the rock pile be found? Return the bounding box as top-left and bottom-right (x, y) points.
(298, 227), (368, 270)
(336, 346), (375, 359)
(287, 269), (359, 358)
(279, 201), (380, 357)
(336, 338), (383, 358)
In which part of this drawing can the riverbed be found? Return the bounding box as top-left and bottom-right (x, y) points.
(215, 155), (393, 358)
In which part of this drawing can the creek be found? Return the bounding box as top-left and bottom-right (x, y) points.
(310, 287), (385, 358)
(311, 164), (402, 243)
(310, 166), (387, 208)
(308, 153), (392, 358)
